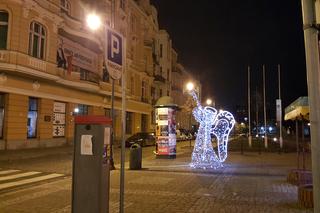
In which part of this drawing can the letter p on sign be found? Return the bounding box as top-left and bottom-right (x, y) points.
(106, 29), (123, 66)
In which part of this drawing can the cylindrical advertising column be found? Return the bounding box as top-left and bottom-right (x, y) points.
(154, 96), (178, 159)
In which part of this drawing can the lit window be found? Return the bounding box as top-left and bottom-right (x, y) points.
(29, 22), (46, 59)
(0, 11), (8, 49)
(77, 104), (89, 115)
(27, 98), (38, 138)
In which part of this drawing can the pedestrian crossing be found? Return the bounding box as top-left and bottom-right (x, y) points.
(0, 168), (65, 191)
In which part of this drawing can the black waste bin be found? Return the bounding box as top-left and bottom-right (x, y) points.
(130, 143), (142, 170)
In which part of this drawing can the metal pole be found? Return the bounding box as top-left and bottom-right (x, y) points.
(248, 66), (252, 148)
(255, 87), (260, 154)
(296, 119), (300, 169)
(301, 119), (306, 170)
(109, 80), (115, 170)
(301, 0), (320, 210)
(120, 74), (126, 213)
(263, 65), (268, 149)
(278, 65), (283, 149)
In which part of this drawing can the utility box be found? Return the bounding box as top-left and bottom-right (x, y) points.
(72, 116), (112, 213)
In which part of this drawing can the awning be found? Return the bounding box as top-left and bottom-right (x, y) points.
(284, 97), (309, 121)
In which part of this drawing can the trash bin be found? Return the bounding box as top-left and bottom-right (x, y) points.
(130, 143), (142, 170)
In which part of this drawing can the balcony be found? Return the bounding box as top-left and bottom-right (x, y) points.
(153, 74), (166, 84)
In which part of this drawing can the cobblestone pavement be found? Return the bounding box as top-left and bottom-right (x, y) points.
(0, 141), (313, 213)
(106, 151), (312, 213)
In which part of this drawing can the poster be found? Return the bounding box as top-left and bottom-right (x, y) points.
(155, 107), (176, 156)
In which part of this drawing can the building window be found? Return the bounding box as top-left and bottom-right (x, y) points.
(60, 0), (71, 14)
(141, 114), (147, 132)
(167, 90), (170, 96)
(160, 66), (162, 76)
(120, 0), (126, 10)
(105, 108), (111, 117)
(27, 98), (38, 138)
(77, 104), (89, 115)
(103, 61), (110, 82)
(0, 11), (8, 49)
(151, 110), (155, 124)
(167, 69), (170, 80)
(159, 89), (162, 97)
(125, 112), (133, 134)
(141, 81), (146, 101)
(0, 94), (5, 138)
(29, 22), (46, 59)
(130, 76), (135, 95)
(160, 44), (163, 58)
(53, 102), (66, 137)
(151, 87), (155, 99)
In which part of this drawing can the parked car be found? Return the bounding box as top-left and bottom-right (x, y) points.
(176, 129), (187, 141)
(125, 132), (156, 147)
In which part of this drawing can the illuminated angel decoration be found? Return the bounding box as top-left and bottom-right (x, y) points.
(188, 89), (235, 169)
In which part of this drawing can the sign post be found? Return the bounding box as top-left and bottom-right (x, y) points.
(105, 26), (126, 213)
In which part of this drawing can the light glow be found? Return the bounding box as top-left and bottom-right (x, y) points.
(86, 13), (101, 31)
(206, 99), (212, 105)
(186, 82), (194, 91)
(188, 90), (235, 169)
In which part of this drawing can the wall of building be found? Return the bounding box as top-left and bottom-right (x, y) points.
(0, 0), (201, 149)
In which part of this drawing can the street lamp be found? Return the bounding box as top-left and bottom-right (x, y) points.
(86, 13), (101, 31)
(86, 12), (116, 170)
(186, 82), (194, 92)
(185, 81), (195, 148)
(206, 98), (212, 106)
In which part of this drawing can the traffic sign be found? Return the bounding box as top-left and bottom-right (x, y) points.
(105, 27), (124, 80)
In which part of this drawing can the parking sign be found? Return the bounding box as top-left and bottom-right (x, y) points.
(105, 27), (124, 80)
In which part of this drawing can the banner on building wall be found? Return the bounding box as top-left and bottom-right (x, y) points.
(57, 36), (98, 73)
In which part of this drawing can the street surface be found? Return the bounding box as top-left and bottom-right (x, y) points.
(0, 140), (313, 213)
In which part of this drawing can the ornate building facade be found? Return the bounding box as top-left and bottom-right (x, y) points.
(0, 0), (201, 149)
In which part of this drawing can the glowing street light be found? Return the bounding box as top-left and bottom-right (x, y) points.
(206, 98), (212, 106)
(86, 13), (101, 31)
(186, 82), (194, 92)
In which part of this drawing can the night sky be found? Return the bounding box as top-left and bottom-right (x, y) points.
(151, 0), (308, 115)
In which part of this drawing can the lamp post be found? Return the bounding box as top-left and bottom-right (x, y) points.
(186, 82), (195, 148)
(86, 13), (116, 170)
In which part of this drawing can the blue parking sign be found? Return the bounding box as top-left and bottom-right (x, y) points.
(105, 28), (124, 80)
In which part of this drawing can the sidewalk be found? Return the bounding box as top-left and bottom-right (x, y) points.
(110, 144), (313, 213)
(0, 145), (73, 161)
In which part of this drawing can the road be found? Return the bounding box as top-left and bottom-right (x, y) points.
(0, 140), (313, 213)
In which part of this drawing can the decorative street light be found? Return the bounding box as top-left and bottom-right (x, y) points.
(86, 13), (102, 31)
(206, 98), (212, 106)
(85, 12), (116, 171)
(186, 82), (194, 92)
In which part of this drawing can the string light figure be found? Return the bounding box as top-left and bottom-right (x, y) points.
(188, 89), (235, 169)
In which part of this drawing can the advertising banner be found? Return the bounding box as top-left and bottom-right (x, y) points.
(276, 99), (282, 122)
(155, 107), (176, 156)
(58, 36), (98, 73)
